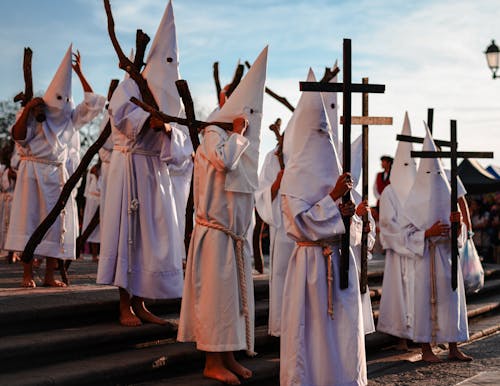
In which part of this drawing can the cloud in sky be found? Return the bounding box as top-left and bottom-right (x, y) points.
(1, 0), (499, 203)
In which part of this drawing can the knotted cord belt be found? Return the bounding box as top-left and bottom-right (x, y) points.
(113, 145), (160, 272)
(296, 235), (342, 320)
(195, 217), (256, 356)
(428, 240), (439, 343)
(20, 155), (67, 253)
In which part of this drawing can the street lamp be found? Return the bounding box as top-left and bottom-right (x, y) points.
(485, 40), (500, 79)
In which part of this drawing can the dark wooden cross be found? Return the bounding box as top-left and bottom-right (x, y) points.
(340, 77), (392, 293)
(411, 120), (493, 290)
(300, 38), (386, 289)
(396, 107), (451, 148)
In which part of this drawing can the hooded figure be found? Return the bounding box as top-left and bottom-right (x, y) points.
(5, 44), (105, 287)
(178, 46), (267, 371)
(377, 111), (418, 342)
(279, 69), (366, 386)
(97, 0), (189, 316)
(401, 125), (469, 350)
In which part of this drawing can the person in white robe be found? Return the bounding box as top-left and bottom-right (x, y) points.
(178, 47), (268, 385)
(81, 162), (101, 260)
(377, 112), (418, 349)
(2, 145), (19, 263)
(280, 69), (366, 386)
(97, 1), (189, 327)
(5, 45), (105, 287)
(401, 125), (472, 362)
(254, 142), (294, 337)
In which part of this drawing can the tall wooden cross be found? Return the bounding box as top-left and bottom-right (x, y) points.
(411, 120), (493, 290)
(300, 38), (386, 289)
(340, 77), (392, 293)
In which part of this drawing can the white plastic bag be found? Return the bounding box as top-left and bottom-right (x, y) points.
(460, 235), (484, 294)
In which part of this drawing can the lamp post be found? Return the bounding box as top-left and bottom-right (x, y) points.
(485, 40), (500, 79)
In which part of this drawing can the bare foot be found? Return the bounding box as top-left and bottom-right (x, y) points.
(223, 352), (252, 379)
(421, 344), (442, 363)
(21, 278), (36, 288)
(43, 279), (67, 287)
(203, 366), (241, 385)
(421, 351), (442, 363)
(448, 349), (473, 361)
(119, 307), (142, 327)
(131, 298), (167, 325)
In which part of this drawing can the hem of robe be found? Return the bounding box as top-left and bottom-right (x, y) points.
(376, 324), (414, 340)
(413, 331), (469, 344)
(5, 236), (75, 259)
(97, 257), (184, 299)
(177, 337), (248, 353)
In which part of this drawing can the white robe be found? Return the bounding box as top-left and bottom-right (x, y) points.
(401, 215), (469, 343)
(97, 78), (184, 299)
(0, 165), (7, 250)
(377, 185), (416, 340)
(98, 110), (113, 233)
(350, 213), (376, 335)
(280, 194), (367, 386)
(5, 93), (104, 259)
(81, 171), (100, 243)
(178, 126), (255, 353)
(254, 148), (295, 337)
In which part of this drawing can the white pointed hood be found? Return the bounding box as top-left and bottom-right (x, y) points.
(124, 48), (135, 80)
(43, 44), (74, 128)
(391, 111), (417, 205)
(209, 46), (268, 193)
(321, 60), (340, 151)
(141, 0), (181, 117)
(350, 133), (363, 204)
(403, 124), (450, 230)
(281, 68), (341, 206)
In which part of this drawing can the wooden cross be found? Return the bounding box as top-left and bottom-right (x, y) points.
(411, 120), (493, 290)
(300, 38), (386, 289)
(340, 77), (392, 293)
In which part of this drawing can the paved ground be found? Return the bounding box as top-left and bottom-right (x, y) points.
(368, 331), (500, 385)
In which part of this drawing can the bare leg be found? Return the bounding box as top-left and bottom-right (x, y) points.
(119, 288), (142, 327)
(21, 261), (36, 288)
(448, 342), (472, 361)
(395, 338), (409, 351)
(223, 352), (252, 379)
(131, 296), (167, 325)
(43, 257), (67, 287)
(421, 343), (442, 363)
(90, 243), (99, 262)
(204, 352), (240, 385)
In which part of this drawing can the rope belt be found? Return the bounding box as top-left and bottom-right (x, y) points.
(20, 155), (67, 252)
(195, 217), (255, 356)
(113, 145), (160, 272)
(428, 240), (439, 343)
(296, 236), (342, 320)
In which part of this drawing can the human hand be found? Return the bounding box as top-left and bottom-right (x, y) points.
(355, 200), (370, 217)
(149, 115), (165, 131)
(449, 211), (462, 224)
(72, 50), (82, 74)
(339, 200), (355, 217)
(425, 221), (450, 238)
(330, 173), (353, 201)
(26, 97), (45, 110)
(232, 116), (248, 135)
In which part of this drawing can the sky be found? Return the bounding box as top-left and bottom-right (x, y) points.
(1, 0), (499, 203)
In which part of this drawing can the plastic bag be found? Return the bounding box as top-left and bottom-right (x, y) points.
(460, 236), (484, 294)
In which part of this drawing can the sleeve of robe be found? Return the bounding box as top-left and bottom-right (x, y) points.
(400, 214), (426, 257)
(254, 149), (281, 227)
(379, 190), (415, 257)
(71, 92), (107, 130)
(162, 124), (194, 167)
(108, 81), (150, 137)
(201, 127), (249, 172)
(282, 194), (345, 242)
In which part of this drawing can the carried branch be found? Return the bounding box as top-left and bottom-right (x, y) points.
(225, 64), (245, 98)
(13, 47), (34, 106)
(130, 96), (234, 133)
(103, 0), (157, 109)
(213, 62), (222, 104)
(269, 118), (284, 170)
